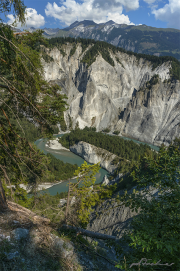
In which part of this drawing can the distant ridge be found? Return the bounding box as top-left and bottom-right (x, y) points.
(51, 20), (180, 60)
(10, 20), (180, 60)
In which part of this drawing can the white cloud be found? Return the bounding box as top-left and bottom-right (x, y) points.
(45, 0), (135, 26)
(107, 12), (134, 24)
(7, 8), (45, 28)
(92, 0), (139, 11)
(143, 0), (157, 4)
(152, 0), (180, 29)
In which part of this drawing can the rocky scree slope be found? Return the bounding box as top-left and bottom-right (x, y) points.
(81, 184), (160, 267)
(41, 42), (180, 146)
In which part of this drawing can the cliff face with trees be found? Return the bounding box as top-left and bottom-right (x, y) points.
(40, 37), (180, 146)
(59, 128), (157, 183)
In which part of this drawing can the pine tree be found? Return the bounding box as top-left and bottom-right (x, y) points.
(65, 161), (116, 227)
(115, 139), (180, 270)
(0, 1), (68, 211)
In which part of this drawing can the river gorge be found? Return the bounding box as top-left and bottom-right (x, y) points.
(33, 133), (159, 195)
(34, 134), (109, 195)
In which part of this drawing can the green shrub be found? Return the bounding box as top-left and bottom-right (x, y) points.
(41, 51), (54, 63)
(60, 48), (66, 57)
(146, 74), (159, 89)
(113, 130), (120, 135)
(103, 128), (110, 133)
(70, 45), (76, 56)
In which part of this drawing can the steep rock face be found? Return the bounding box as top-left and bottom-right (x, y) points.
(69, 141), (120, 173)
(87, 186), (160, 238)
(102, 173), (124, 186)
(46, 138), (70, 151)
(119, 80), (180, 146)
(42, 43), (179, 145)
(87, 197), (139, 238)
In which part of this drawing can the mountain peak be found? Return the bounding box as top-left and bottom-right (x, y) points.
(82, 20), (96, 24)
(63, 21), (80, 31)
(105, 20), (115, 24)
(69, 20), (79, 26)
(63, 20), (97, 31)
(79, 20), (97, 27)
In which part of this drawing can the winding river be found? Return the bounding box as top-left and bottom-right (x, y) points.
(34, 134), (109, 195)
(34, 134), (159, 195)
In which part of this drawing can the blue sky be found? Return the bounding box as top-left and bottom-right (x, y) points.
(3, 0), (180, 30)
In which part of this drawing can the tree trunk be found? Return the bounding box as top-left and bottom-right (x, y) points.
(62, 224), (118, 241)
(0, 165), (13, 200)
(0, 177), (8, 211)
(7, 201), (50, 225)
(65, 180), (71, 223)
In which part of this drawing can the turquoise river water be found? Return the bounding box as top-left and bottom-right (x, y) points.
(34, 134), (159, 195)
(34, 135), (109, 195)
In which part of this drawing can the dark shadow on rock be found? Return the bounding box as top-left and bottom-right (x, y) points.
(74, 64), (89, 93)
(119, 109), (125, 119)
(132, 88), (138, 97)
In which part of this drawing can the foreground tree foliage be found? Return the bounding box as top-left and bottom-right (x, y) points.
(0, 2), (68, 210)
(65, 161), (116, 227)
(110, 138), (180, 270)
(65, 138), (179, 270)
(6, 113), (77, 182)
(46, 153), (78, 181)
(0, 0), (26, 24)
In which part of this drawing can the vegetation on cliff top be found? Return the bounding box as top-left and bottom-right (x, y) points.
(44, 36), (180, 80)
(59, 127), (157, 174)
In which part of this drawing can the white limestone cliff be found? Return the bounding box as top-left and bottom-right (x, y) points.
(41, 43), (179, 145)
(69, 141), (120, 173)
(119, 80), (180, 146)
(45, 138), (70, 151)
